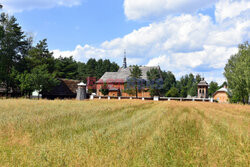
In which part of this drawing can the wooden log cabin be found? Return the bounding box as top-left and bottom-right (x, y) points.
(96, 54), (162, 97)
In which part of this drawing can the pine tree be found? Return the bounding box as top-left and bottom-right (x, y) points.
(0, 13), (29, 96)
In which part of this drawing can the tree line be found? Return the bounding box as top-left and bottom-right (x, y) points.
(0, 12), (224, 99)
(0, 13), (119, 97)
(1, 12), (248, 103)
(126, 42), (249, 103)
(123, 65), (225, 98)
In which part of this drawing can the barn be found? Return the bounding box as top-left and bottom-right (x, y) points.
(42, 79), (80, 99)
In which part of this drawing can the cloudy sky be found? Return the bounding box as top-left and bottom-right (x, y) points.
(2, 0), (250, 84)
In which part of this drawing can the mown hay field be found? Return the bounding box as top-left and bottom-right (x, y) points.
(0, 99), (249, 166)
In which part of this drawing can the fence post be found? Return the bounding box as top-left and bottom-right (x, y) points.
(154, 96), (159, 101)
(108, 96), (110, 100)
(90, 95), (94, 100)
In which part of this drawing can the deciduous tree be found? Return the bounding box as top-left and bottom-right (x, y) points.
(166, 87), (179, 97)
(147, 68), (163, 97)
(100, 83), (109, 96)
(208, 81), (219, 97)
(129, 65), (142, 98)
(224, 41), (250, 104)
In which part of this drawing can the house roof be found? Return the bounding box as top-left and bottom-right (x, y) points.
(198, 78), (208, 86)
(44, 79), (80, 96)
(96, 66), (160, 83)
(216, 87), (228, 93)
(213, 87), (231, 97)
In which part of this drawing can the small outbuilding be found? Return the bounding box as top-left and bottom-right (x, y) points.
(76, 82), (87, 100)
(42, 79), (80, 99)
(213, 86), (230, 103)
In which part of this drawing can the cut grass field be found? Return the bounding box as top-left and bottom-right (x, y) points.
(0, 99), (249, 166)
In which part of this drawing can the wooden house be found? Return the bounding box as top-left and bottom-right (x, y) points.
(42, 79), (80, 99)
(96, 54), (162, 97)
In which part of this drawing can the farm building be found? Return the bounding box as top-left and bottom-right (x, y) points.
(96, 55), (162, 97)
(213, 86), (230, 103)
(42, 79), (80, 99)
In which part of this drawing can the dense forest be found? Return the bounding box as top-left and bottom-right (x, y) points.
(0, 13), (119, 96)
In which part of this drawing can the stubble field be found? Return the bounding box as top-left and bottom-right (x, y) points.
(0, 99), (249, 166)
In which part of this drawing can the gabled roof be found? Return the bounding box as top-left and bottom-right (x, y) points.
(216, 87), (228, 93)
(44, 79), (80, 96)
(96, 66), (160, 84)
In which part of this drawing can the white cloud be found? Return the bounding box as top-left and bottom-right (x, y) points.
(53, 44), (126, 64)
(53, 0), (249, 83)
(1, 0), (83, 13)
(215, 0), (250, 22)
(101, 14), (215, 60)
(124, 0), (217, 20)
(54, 12), (246, 66)
(147, 45), (238, 70)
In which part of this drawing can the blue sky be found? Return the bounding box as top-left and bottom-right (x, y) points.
(2, 0), (250, 84)
(14, 0), (148, 50)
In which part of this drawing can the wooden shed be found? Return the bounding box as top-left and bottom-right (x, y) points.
(42, 79), (80, 99)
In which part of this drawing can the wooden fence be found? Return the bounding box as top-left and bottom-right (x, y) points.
(90, 95), (215, 102)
